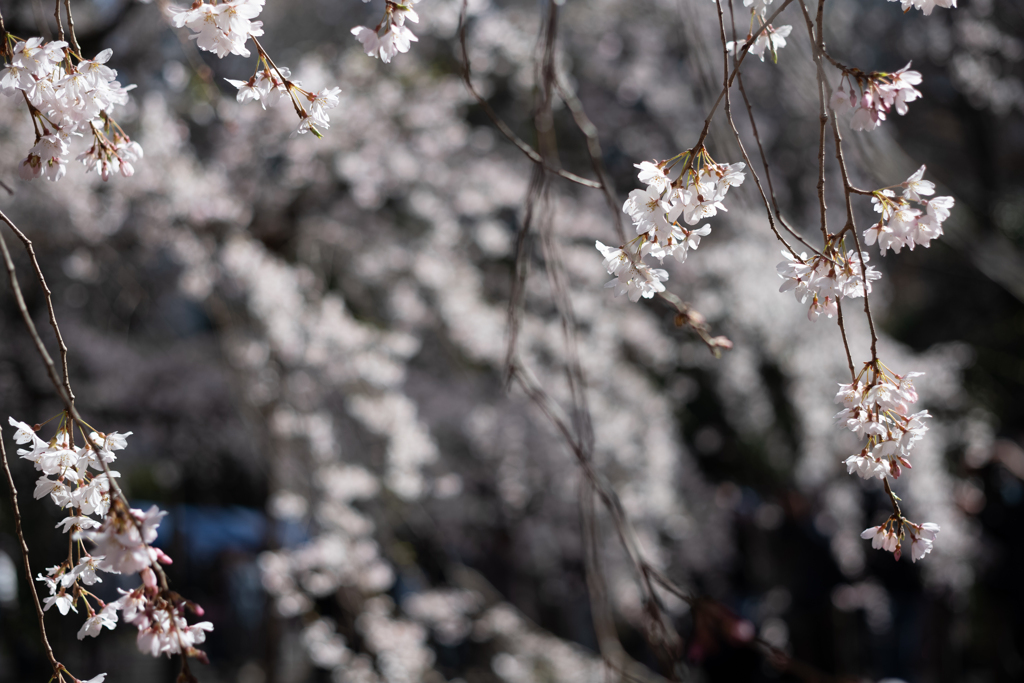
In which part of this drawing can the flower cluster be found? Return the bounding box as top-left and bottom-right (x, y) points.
(830, 63), (922, 131)
(596, 151), (744, 302)
(727, 19), (792, 63)
(352, 0), (421, 64)
(887, 0), (956, 15)
(166, 0), (342, 136)
(833, 366), (930, 481)
(0, 37), (140, 181)
(8, 415), (212, 665)
(861, 518), (940, 562)
(864, 166), (954, 255)
(167, 0), (265, 59)
(777, 246), (881, 321)
(226, 65), (342, 137)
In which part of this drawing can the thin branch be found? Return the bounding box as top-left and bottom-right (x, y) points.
(0, 210), (76, 403)
(553, 76), (626, 244)
(733, 66), (823, 256)
(510, 362), (683, 662)
(457, 1), (600, 189)
(834, 299), (856, 381)
(63, 0), (81, 56)
(715, 0), (800, 260)
(54, 0), (64, 43)
(677, 0), (795, 181)
(814, 62), (829, 241)
(0, 218), (72, 408)
(799, 0), (880, 363)
(0, 215), (195, 670)
(0, 426), (63, 679)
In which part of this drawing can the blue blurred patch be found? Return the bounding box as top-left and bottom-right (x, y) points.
(138, 502), (309, 565)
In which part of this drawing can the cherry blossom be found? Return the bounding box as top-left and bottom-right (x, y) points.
(832, 64), (923, 131)
(352, 0), (422, 63)
(167, 0), (266, 59)
(10, 414), (211, 664)
(1, 37), (141, 182)
(728, 24), (793, 62)
(777, 248), (880, 321)
(834, 365), (930, 482)
(890, 0), (957, 15)
(864, 169), (954, 255)
(597, 151), (744, 303)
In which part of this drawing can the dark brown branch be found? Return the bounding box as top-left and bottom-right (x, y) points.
(834, 299), (856, 381)
(54, 0), (64, 43)
(799, 0), (880, 363)
(0, 213), (196, 668)
(677, 0), (795, 181)
(0, 211), (75, 403)
(0, 426), (63, 679)
(716, 0), (801, 260)
(63, 0), (81, 56)
(0, 216), (72, 407)
(457, 1), (600, 189)
(553, 76), (627, 244)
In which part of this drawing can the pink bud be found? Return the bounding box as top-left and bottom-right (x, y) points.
(889, 460), (902, 479)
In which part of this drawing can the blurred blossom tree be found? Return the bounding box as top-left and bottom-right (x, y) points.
(0, 0), (1022, 682)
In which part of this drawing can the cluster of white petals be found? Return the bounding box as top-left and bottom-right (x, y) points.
(864, 166), (954, 255)
(727, 23), (792, 63)
(597, 155), (744, 302)
(831, 63), (922, 131)
(112, 583), (213, 657)
(9, 416), (211, 664)
(352, 0), (422, 64)
(10, 417), (124, 515)
(833, 369), (930, 481)
(888, 0), (956, 15)
(861, 519), (940, 562)
(167, 0), (265, 59)
(226, 66), (342, 136)
(777, 248), (881, 321)
(166, 0), (343, 136)
(0, 39), (140, 181)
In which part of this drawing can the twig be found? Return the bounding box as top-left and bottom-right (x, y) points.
(0, 426), (63, 679)
(0, 217), (72, 408)
(54, 0), (64, 43)
(553, 76), (626, 244)
(0, 213), (196, 671)
(715, 0), (800, 260)
(0, 210), (76, 404)
(457, 1), (601, 189)
(677, 0), (795, 181)
(798, 0), (880, 363)
(834, 299), (856, 381)
(63, 0), (81, 56)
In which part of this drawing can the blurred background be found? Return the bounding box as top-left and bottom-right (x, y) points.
(0, 0), (1022, 681)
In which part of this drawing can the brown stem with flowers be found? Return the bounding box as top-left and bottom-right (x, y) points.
(0, 427), (63, 680)
(0, 209), (204, 672)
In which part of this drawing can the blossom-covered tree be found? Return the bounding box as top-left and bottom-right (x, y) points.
(0, 0), (1020, 682)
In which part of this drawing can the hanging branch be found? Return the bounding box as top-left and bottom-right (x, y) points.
(0, 426), (64, 680)
(0, 211), (75, 403)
